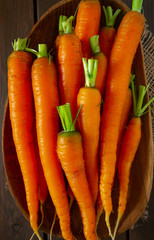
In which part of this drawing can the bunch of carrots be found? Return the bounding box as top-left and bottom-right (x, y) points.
(7, 0), (154, 240)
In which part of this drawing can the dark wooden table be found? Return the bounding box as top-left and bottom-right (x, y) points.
(0, 0), (153, 240)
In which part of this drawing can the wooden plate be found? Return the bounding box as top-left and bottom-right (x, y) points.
(2, 0), (153, 239)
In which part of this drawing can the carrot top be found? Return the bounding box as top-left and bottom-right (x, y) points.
(131, 81), (154, 118)
(132, 0), (143, 12)
(82, 58), (98, 88)
(57, 103), (82, 132)
(102, 6), (121, 28)
(59, 15), (75, 34)
(89, 35), (100, 55)
(26, 43), (48, 58)
(12, 37), (29, 51)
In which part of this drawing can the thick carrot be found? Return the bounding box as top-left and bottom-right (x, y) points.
(57, 15), (83, 126)
(75, 0), (101, 58)
(77, 58), (101, 205)
(8, 38), (41, 239)
(99, 6), (121, 59)
(113, 81), (154, 240)
(31, 44), (74, 240)
(90, 35), (108, 97)
(99, 0), (145, 237)
(57, 103), (97, 240)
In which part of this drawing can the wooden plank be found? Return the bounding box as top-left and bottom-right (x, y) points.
(0, 0), (43, 239)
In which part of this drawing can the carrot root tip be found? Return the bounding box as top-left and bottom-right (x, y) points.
(49, 211), (57, 240)
(105, 212), (113, 239)
(112, 215), (121, 240)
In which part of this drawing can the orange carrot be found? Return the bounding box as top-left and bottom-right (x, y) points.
(75, 0), (101, 58)
(57, 103), (97, 240)
(113, 81), (154, 240)
(99, 1), (145, 237)
(99, 6), (121, 59)
(116, 75), (135, 157)
(57, 15), (83, 126)
(90, 35), (108, 97)
(77, 58), (101, 205)
(31, 44), (74, 240)
(8, 38), (41, 239)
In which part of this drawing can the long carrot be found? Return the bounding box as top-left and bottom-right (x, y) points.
(90, 35), (108, 98)
(116, 74), (135, 157)
(8, 38), (41, 239)
(57, 103), (97, 240)
(75, 0), (101, 58)
(113, 81), (154, 240)
(31, 44), (74, 240)
(57, 15), (83, 126)
(99, 0), (145, 237)
(99, 6), (121, 59)
(77, 58), (101, 205)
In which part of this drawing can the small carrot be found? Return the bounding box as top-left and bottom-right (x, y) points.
(113, 81), (154, 240)
(57, 103), (97, 240)
(75, 0), (101, 58)
(57, 15), (83, 126)
(90, 35), (108, 97)
(30, 44), (74, 240)
(99, 0), (145, 237)
(8, 38), (41, 239)
(116, 74), (135, 157)
(77, 58), (101, 205)
(99, 6), (121, 59)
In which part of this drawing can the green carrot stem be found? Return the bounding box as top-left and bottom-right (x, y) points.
(37, 44), (48, 58)
(57, 103), (82, 132)
(12, 37), (29, 51)
(82, 58), (98, 88)
(26, 44), (48, 58)
(129, 74), (135, 87)
(57, 103), (74, 132)
(132, 0), (143, 13)
(59, 15), (68, 34)
(89, 35), (100, 55)
(131, 80), (137, 116)
(131, 81), (154, 117)
(102, 6), (121, 28)
(59, 15), (74, 34)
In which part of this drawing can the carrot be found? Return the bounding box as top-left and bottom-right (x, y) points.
(57, 103), (97, 240)
(99, 0), (145, 237)
(57, 15), (83, 126)
(75, 0), (101, 58)
(99, 6), (121, 59)
(90, 35), (108, 97)
(30, 44), (74, 240)
(77, 58), (101, 206)
(116, 74), (135, 157)
(7, 38), (42, 239)
(113, 81), (154, 240)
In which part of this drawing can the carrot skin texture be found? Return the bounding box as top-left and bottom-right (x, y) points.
(100, 11), (145, 217)
(99, 27), (116, 59)
(77, 87), (101, 205)
(117, 88), (132, 157)
(93, 53), (108, 97)
(118, 117), (141, 217)
(32, 57), (74, 240)
(57, 131), (97, 240)
(8, 51), (39, 233)
(57, 34), (83, 123)
(75, 0), (101, 58)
